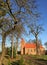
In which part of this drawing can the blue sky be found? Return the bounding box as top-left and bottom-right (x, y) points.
(0, 0), (47, 50)
(37, 0), (47, 45)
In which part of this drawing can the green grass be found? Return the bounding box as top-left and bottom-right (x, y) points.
(39, 55), (47, 60)
(27, 55), (47, 60)
(32, 55), (47, 60)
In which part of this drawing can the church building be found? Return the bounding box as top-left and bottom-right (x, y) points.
(21, 38), (45, 55)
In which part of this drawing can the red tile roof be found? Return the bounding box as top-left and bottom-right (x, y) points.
(25, 43), (36, 48)
(21, 38), (44, 49)
(24, 43), (44, 48)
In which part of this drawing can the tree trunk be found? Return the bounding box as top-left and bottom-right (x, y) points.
(16, 37), (18, 55)
(11, 34), (14, 59)
(35, 36), (39, 55)
(0, 34), (6, 65)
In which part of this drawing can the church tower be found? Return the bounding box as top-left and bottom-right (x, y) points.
(21, 38), (25, 54)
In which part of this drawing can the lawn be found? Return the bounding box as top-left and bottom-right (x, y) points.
(29, 55), (47, 60)
(39, 55), (47, 60)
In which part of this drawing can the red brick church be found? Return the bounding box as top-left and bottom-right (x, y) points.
(21, 38), (45, 55)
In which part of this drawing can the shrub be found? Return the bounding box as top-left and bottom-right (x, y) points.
(8, 59), (11, 65)
(6, 47), (16, 58)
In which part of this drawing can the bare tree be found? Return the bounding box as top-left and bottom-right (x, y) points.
(28, 21), (44, 55)
(11, 34), (14, 59)
(10, 23), (24, 58)
(0, 32), (6, 65)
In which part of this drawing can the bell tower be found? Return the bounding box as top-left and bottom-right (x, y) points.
(21, 38), (25, 54)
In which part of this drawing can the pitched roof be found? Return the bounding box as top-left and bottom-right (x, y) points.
(21, 38), (44, 49)
(24, 43), (44, 49)
(25, 43), (36, 48)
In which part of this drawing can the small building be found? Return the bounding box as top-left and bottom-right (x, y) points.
(21, 38), (45, 55)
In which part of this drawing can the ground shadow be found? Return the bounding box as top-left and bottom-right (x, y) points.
(11, 60), (19, 65)
(35, 59), (47, 65)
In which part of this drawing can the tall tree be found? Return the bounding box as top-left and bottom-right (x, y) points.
(10, 23), (24, 58)
(11, 34), (14, 59)
(28, 21), (44, 55)
(0, 32), (6, 65)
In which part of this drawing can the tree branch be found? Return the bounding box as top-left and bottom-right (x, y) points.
(6, 0), (18, 24)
